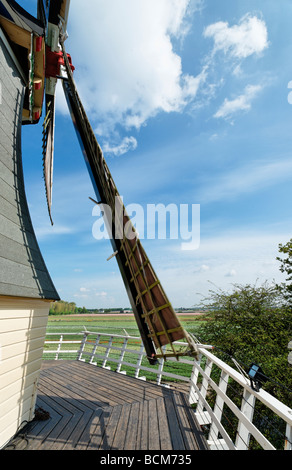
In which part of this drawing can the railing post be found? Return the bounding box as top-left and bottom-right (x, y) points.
(89, 334), (101, 364)
(285, 423), (292, 450)
(102, 336), (113, 369)
(194, 357), (213, 425)
(77, 332), (89, 361)
(235, 389), (256, 450)
(156, 346), (166, 385)
(117, 337), (128, 374)
(135, 343), (145, 380)
(208, 370), (229, 446)
(189, 353), (202, 405)
(55, 335), (63, 360)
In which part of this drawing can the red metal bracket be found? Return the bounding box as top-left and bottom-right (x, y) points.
(45, 46), (75, 78)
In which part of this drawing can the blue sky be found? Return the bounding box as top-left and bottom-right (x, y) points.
(20, 0), (292, 308)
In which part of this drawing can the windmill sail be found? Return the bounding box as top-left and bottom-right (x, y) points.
(39, 0), (71, 225)
(42, 94), (55, 224)
(59, 37), (198, 364)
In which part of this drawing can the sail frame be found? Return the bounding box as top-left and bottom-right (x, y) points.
(59, 37), (198, 363)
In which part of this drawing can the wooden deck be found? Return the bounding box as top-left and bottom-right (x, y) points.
(4, 360), (208, 451)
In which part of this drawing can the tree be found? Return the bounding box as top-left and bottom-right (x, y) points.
(196, 283), (292, 404)
(277, 238), (292, 303)
(196, 282), (292, 449)
(49, 300), (78, 315)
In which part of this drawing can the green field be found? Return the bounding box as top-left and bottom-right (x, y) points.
(43, 313), (205, 383)
(46, 313), (204, 336)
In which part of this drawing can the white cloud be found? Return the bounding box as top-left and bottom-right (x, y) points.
(204, 14), (269, 59)
(214, 84), (262, 119)
(95, 291), (108, 297)
(65, 0), (203, 153)
(35, 224), (74, 239)
(199, 264), (210, 272)
(225, 269), (237, 277)
(232, 64), (243, 77)
(103, 136), (138, 157)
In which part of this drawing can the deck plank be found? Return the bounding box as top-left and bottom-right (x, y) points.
(85, 406), (113, 451)
(177, 392), (209, 451)
(124, 401), (141, 450)
(100, 405), (123, 450)
(25, 396), (65, 450)
(112, 402), (131, 450)
(156, 397), (173, 450)
(139, 400), (149, 450)
(164, 395), (186, 450)
(74, 407), (104, 450)
(172, 391), (197, 450)
(3, 360), (208, 451)
(66, 361), (171, 402)
(148, 398), (160, 450)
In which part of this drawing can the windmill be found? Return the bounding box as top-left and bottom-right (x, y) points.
(1, 0), (199, 364)
(0, 0), (69, 447)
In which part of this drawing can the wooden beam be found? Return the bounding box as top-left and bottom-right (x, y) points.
(0, 16), (31, 49)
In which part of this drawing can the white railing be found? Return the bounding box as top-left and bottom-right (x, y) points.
(43, 331), (200, 385)
(43, 331), (292, 451)
(189, 348), (292, 450)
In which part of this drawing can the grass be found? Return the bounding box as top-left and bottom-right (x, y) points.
(46, 313), (204, 335)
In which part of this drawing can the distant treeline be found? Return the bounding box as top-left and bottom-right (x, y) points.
(49, 300), (203, 316)
(49, 301), (132, 315)
(49, 301), (86, 315)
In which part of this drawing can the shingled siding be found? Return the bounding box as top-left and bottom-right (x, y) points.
(0, 32), (59, 301)
(0, 30), (60, 448)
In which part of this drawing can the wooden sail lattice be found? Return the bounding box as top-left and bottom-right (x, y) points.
(59, 36), (198, 363)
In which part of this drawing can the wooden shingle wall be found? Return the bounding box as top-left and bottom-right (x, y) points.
(0, 31), (59, 300)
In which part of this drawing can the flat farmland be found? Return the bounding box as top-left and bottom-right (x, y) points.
(46, 312), (205, 336)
